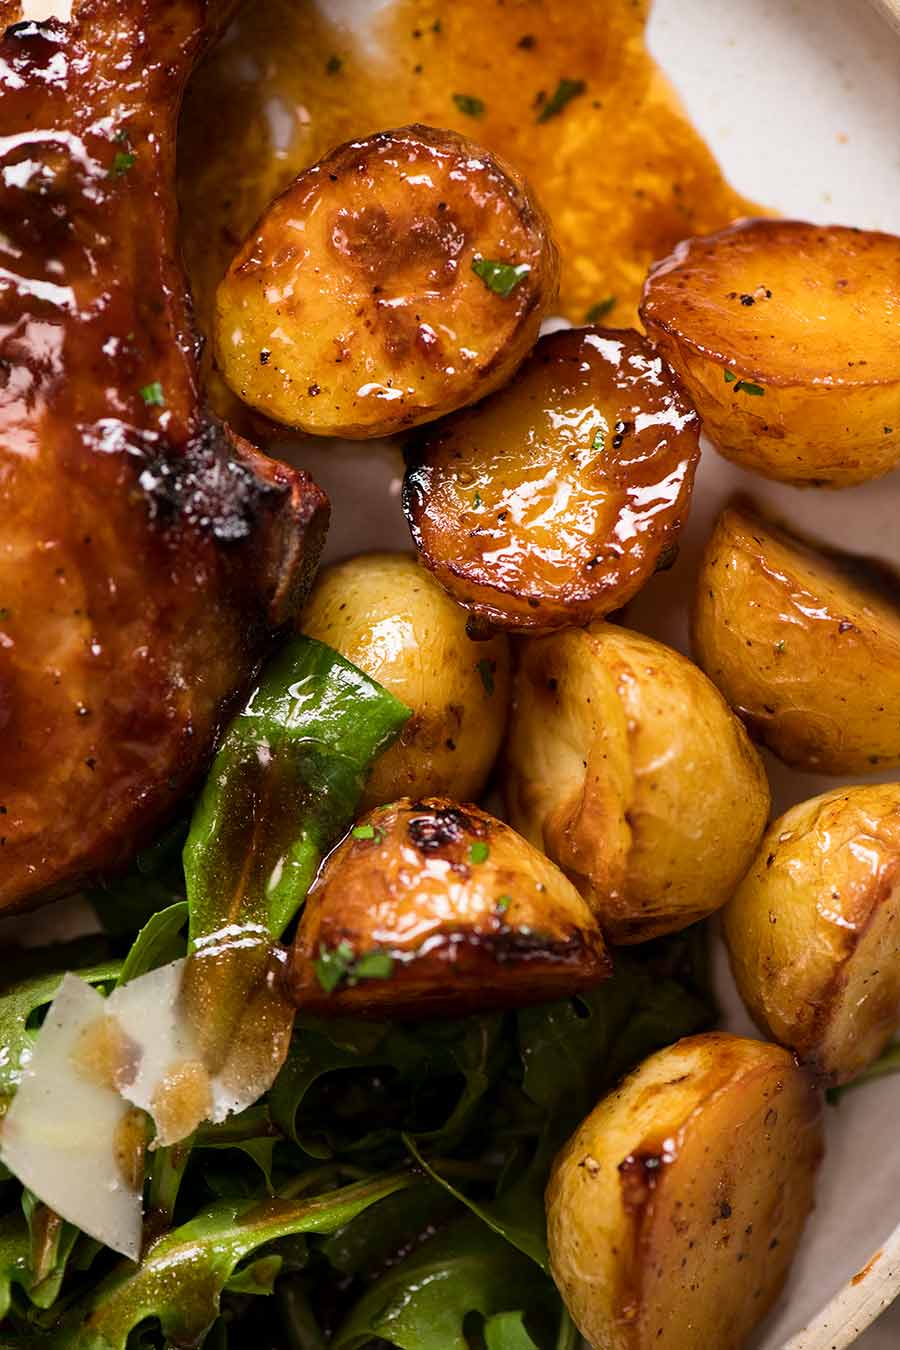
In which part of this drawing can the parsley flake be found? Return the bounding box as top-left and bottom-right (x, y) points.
(352, 823), (382, 842)
(591, 428), (605, 452)
(110, 150), (136, 177)
(314, 939), (355, 994)
(496, 895), (511, 913)
(325, 54), (342, 74)
(585, 296), (617, 323)
(723, 369), (737, 384)
(453, 93), (485, 118)
(139, 381), (165, 407)
(536, 77), (586, 123)
(0, 608), (9, 622)
(738, 380), (765, 396)
(351, 952), (395, 981)
(774, 639), (786, 653)
(473, 490), (482, 508)
(469, 841), (490, 864)
(472, 257), (531, 298)
(477, 659), (495, 696)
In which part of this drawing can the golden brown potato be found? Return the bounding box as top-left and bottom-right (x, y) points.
(288, 796), (610, 1016)
(403, 327), (700, 632)
(547, 1033), (823, 1350)
(693, 504), (900, 773)
(505, 623), (770, 942)
(300, 553), (510, 809)
(724, 785), (900, 1084)
(215, 124), (558, 438)
(640, 219), (900, 486)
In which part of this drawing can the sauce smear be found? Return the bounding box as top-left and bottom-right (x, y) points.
(180, 0), (762, 388)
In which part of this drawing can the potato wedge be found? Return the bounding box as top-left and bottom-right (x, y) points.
(215, 124), (558, 438)
(288, 796), (610, 1017)
(547, 1033), (823, 1350)
(505, 623), (769, 942)
(403, 327), (700, 631)
(693, 503), (900, 773)
(724, 785), (900, 1084)
(640, 219), (900, 486)
(300, 553), (510, 808)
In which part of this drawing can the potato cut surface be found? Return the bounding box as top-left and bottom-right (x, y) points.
(547, 1033), (823, 1350)
(404, 327), (700, 630)
(694, 504), (900, 773)
(300, 552), (509, 807)
(215, 124), (558, 437)
(725, 785), (900, 1084)
(289, 796), (610, 1017)
(640, 219), (900, 485)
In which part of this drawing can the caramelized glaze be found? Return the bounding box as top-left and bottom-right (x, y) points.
(180, 0), (761, 404)
(0, 1), (329, 910)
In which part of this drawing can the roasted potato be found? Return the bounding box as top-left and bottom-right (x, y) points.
(288, 796), (610, 1016)
(215, 124), (558, 438)
(547, 1033), (823, 1350)
(403, 327), (701, 631)
(301, 553), (510, 808)
(505, 623), (770, 942)
(724, 785), (900, 1084)
(693, 503), (900, 773)
(640, 219), (900, 486)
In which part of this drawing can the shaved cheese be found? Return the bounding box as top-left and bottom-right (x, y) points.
(0, 975), (143, 1261)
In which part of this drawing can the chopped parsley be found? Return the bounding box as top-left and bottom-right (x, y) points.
(0, 608), (9, 622)
(352, 823), (383, 842)
(325, 54), (342, 74)
(139, 381), (165, 407)
(473, 490), (482, 509)
(585, 296), (617, 323)
(471, 257), (530, 298)
(591, 428), (605, 452)
(469, 841), (490, 865)
(536, 77), (586, 123)
(453, 93), (485, 118)
(774, 639), (786, 653)
(724, 369), (765, 396)
(477, 658), (495, 696)
(110, 150), (136, 177)
(496, 894), (511, 913)
(314, 940), (395, 993)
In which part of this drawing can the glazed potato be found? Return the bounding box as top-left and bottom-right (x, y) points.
(724, 785), (900, 1084)
(694, 504), (900, 773)
(640, 219), (900, 486)
(301, 553), (510, 809)
(547, 1033), (823, 1350)
(215, 124), (558, 438)
(288, 797), (610, 1016)
(404, 327), (700, 632)
(505, 623), (770, 942)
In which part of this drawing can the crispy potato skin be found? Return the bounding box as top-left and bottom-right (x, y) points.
(289, 796), (610, 1017)
(300, 553), (509, 809)
(724, 786), (900, 1084)
(640, 219), (900, 486)
(547, 1033), (822, 1350)
(505, 624), (770, 943)
(403, 327), (701, 631)
(215, 124), (558, 438)
(693, 505), (900, 773)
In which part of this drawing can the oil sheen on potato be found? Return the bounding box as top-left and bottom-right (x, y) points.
(180, 0), (761, 401)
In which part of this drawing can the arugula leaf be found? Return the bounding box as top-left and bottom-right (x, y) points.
(184, 636), (410, 945)
(115, 902), (188, 987)
(53, 1173), (413, 1349)
(20, 1189), (79, 1309)
(322, 1179), (457, 1277)
(0, 1211), (32, 1319)
(333, 1216), (557, 1350)
(484, 1310), (541, 1350)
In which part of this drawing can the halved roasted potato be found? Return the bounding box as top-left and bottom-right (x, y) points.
(640, 219), (900, 486)
(547, 1033), (823, 1350)
(288, 796), (610, 1016)
(694, 503), (900, 773)
(505, 623), (770, 943)
(301, 553), (510, 808)
(215, 124), (558, 438)
(403, 327), (701, 631)
(724, 784), (900, 1084)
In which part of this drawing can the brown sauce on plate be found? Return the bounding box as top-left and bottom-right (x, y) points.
(179, 0), (763, 414)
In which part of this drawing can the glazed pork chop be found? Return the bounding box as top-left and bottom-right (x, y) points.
(0, 0), (329, 910)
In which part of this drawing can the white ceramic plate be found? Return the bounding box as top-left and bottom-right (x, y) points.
(11, 0), (900, 1345)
